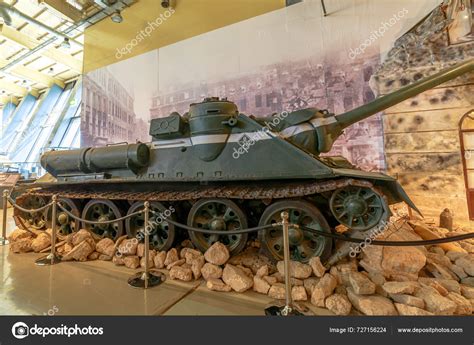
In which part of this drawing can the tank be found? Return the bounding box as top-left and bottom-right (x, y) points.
(13, 59), (474, 263)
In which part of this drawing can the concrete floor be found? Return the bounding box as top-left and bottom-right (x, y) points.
(0, 207), (331, 316)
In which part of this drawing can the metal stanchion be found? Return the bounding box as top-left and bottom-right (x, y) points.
(36, 195), (61, 265)
(1, 190), (9, 246)
(128, 201), (165, 288)
(265, 211), (304, 316)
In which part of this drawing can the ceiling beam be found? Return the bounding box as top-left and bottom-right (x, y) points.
(0, 95), (19, 105)
(0, 24), (82, 73)
(0, 79), (39, 98)
(41, 0), (85, 22)
(0, 58), (65, 88)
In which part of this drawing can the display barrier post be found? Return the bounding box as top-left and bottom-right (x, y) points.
(265, 211), (305, 316)
(128, 201), (165, 289)
(1, 190), (9, 246)
(282, 211), (293, 312)
(36, 195), (61, 265)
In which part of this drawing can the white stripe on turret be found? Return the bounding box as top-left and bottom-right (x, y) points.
(151, 116), (336, 149)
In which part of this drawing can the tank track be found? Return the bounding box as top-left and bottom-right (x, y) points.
(12, 177), (390, 264)
(16, 177), (375, 202)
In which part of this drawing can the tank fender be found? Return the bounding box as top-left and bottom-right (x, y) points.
(377, 180), (421, 216)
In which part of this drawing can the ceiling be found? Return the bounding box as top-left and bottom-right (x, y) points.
(0, 0), (135, 105)
(83, 0), (285, 73)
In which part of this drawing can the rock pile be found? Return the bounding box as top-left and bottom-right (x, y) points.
(7, 217), (474, 315)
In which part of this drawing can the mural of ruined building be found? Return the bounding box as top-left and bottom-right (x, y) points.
(81, 68), (147, 147)
(371, 4), (474, 224)
(150, 55), (385, 171)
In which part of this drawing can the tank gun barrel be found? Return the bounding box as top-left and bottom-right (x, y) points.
(335, 59), (474, 130)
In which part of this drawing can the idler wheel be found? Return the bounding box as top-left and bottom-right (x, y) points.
(81, 199), (124, 240)
(187, 199), (248, 255)
(258, 200), (332, 263)
(125, 201), (176, 252)
(15, 195), (47, 230)
(329, 186), (385, 231)
(45, 198), (81, 236)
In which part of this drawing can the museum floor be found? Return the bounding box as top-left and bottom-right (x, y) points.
(0, 208), (330, 316)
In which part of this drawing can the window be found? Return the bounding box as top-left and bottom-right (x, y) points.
(255, 94), (262, 108)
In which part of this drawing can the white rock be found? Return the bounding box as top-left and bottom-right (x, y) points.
(31, 233), (51, 253)
(348, 272), (376, 295)
(253, 276), (271, 294)
(72, 229), (94, 246)
(204, 242), (230, 265)
(303, 277), (320, 296)
(394, 303), (433, 316)
(414, 286), (457, 315)
(359, 225), (426, 280)
(10, 238), (33, 253)
(124, 256), (140, 269)
(164, 248), (179, 266)
(446, 292), (473, 315)
(268, 283), (286, 300)
(383, 281), (419, 295)
(117, 238), (138, 256)
(325, 294), (352, 315)
(263, 276), (278, 285)
(167, 258), (185, 270)
(291, 286), (307, 301)
(62, 240), (94, 262)
(461, 285), (474, 299)
(455, 256), (474, 276)
(96, 238), (115, 257)
(389, 294), (425, 309)
(169, 266), (193, 282)
(277, 260), (312, 279)
(309, 256), (326, 277)
(256, 265), (269, 277)
(7, 228), (33, 242)
(206, 278), (231, 292)
(347, 288), (397, 316)
(228, 247), (273, 274)
(112, 255), (124, 265)
(311, 273), (337, 307)
(201, 263), (223, 280)
(222, 264), (253, 292)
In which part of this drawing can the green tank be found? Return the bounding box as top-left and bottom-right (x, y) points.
(14, 59), (474, 263)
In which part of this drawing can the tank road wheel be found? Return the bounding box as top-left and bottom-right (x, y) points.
(187, 199), (248, 255)
(258, 200), (332, 263)
(81, 199), (124, 240)
(15, 196), (47, 230)
(329, 186), (385, 231)
(45, 198), (81, 236)
(125, 201), (176, 251)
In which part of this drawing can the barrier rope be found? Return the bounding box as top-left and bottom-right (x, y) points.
(167, 218), (276, 234)
(151, 210), (474, 246)
(299, 225), (474, 246)
(7, 196), (53, 213)
(7, 196), (474, 246)
(149, 209), (276, 234)
(57, 202), (143, 225)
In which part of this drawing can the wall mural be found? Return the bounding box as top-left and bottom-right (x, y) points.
(81, 1), (440, 173)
